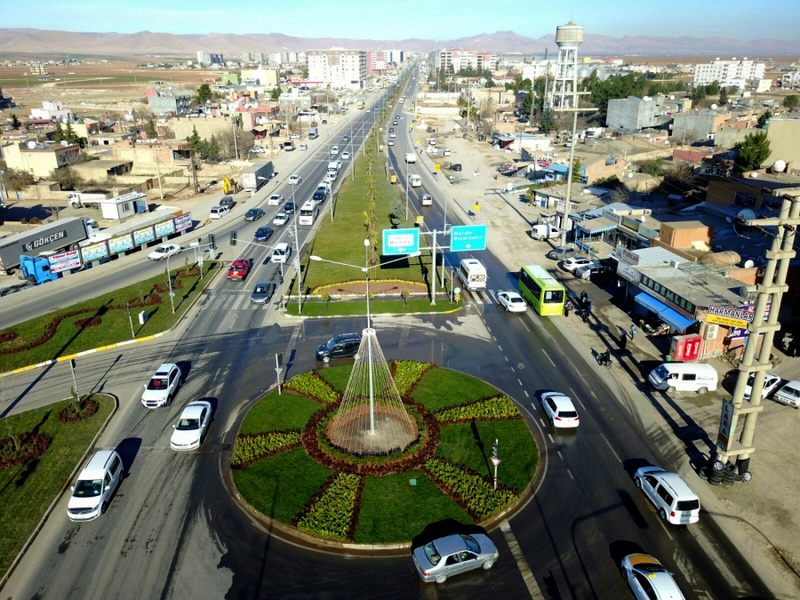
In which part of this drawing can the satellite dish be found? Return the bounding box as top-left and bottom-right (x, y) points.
(60, 140), (69, 146)
(736, 208), (757, 223)
(773, 159), (786, 172)
(749, 171), (759, 178)
(26, 140), (37, 149)
(744, 259), (755, 268)
(710, 103), (718, 110)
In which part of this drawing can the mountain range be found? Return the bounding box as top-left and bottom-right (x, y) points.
(0, 28), (798, 57)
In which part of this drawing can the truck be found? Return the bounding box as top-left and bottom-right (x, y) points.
(308, 127), (319, 140)
(241, 162), (275, 192)
(530, 224), (562, 241)
(404, 152), (417, 164)
(19, 254), (60, 284)
(0, 217), (89, 274)
(68, 191), (111, 208)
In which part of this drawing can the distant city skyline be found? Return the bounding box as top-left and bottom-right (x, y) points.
(1, 0), (798, 41)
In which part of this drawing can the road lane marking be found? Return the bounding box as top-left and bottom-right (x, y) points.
(523, 390), (529, 398)
(567, 468), (574, 480)
(599, 433), (622, 463)
(547, 433), (554, 444)
(517, 378), (523, 387)
(510, 365), (515, 373)
(556, 450), (564, 461)
(504, 355), (509, 362)
(542, 351), (555, 367)
(519, 320), (530, 332)
(497, 344), (503, 352)
(500, 520), (545, 599)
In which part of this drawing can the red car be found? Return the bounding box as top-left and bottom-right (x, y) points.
(227, 259), (250, 281)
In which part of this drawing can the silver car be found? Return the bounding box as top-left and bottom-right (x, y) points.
(412, 533), (498, 583)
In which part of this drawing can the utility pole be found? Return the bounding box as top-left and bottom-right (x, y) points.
(714, 187), (800, 481)
(190, 150), (199, 194)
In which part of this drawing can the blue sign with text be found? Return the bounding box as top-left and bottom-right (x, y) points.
(382, 228), (420, 255)
(450, 224), (487, 252)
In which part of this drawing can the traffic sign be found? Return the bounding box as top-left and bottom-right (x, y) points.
(450, 224), (488, 252)
(434, 163), (441, 172)
(382, 228), (420, 255)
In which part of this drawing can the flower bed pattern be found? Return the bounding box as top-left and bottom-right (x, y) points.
(294, 472), (363, 541)
(434, 395), (520, 423)
(284, 372), (340, 404)
(59, 398), (100, 423)
(231, 431), (302, 468)
(391, 360), (432, 397)
(0, 433), (51, 469)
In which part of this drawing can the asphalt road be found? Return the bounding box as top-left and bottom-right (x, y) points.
(0, 70), (774, 599)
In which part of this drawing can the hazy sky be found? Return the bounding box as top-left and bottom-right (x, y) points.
(1, 0), (797, 40)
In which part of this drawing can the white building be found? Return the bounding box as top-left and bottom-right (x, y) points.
(30, 100), (73, 123)
(431, 49), (496, 73)
(196, 51), (224, 66)
(693, 58), (766, 87)
(306, 49), (367, 90)
(521, 61), (557, 81)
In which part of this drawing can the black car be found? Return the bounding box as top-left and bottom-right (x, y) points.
(244, 208), (264, 221)
(451, 163), (462, 172)
(250, 281), (276, 304)
(315, 333), (362, 361)
(283, 201), (296, 214)
(254, 226), (274, 242)
(219, 195), (236, 209)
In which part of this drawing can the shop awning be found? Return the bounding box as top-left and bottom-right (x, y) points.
(634, 292), (697, 333)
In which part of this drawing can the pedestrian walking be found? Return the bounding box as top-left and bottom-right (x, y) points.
(564, 300), (572, 317)
(620, 332), (628, 350)
(629, 323), (637, 340)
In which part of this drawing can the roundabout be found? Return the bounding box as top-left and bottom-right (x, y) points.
(230, 358), (539, 547)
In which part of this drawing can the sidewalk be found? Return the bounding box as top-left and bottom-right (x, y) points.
(420, 128), (800, 595)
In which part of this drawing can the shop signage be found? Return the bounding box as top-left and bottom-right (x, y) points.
(708, 304), (755, 323)
(133, 226), (156, 246)
(174, 213), (193, 232)
(48, 249), (81, 273)
(154, 219), (176, 238)
(81, 241), (109, 262)
(716, 400), (735, 450)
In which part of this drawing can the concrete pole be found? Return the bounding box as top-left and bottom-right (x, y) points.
(430, 229), (437, 305)
(558, 109), (578, 248)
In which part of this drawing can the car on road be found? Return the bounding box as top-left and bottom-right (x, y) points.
(540, 392), (580, 428)
(209, 205), (230, 220)
(451, 163), (462, 171)
(250, 281), (276, 304)
(268, 193), (284, 206)
(341, 150), (351, 160)
(412, 533), (499, 584)
(289, 174), (302, 185)
(227, 259), (250, 281)
(313, 186), (329, 203)
(67, 450), (124, 522)
(219, 195), (236, 209)
(634, 466), (700, 525)
(141, 363), (182, 408)
(289, 132), (300, 140)
(743, 372), (782, 400)
(546, 245), (576, 261)
(389, 132), (397, 138)
(323, 172), (337, 184)
(272, 212), (289, 227)
(574, 261), (605, 280)
(342, 135), (350, 142)
(388, 140), (395, 146)
(271, 241), (292, 263)
(254, 226), (274, 242)
(247, 146), (266, 154)
(561, 256), (594, 273)
(148, 243), (181, 261)
(330, 145), (340, 156)
(170, 401), (212, 451)
(244, 208), (265, 221)
(299, 143), (308, 151)
(497, 291), (527, 313)
(316, 332), (362, 361)
(620, 553), (685, 600)
(283, 201), (296, 214)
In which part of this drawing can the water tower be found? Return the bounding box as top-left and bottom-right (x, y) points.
(548, 21), (584, 111)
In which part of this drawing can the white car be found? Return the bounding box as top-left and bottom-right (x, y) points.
(209, 205), (229, 220)
(743, 372), (782, 400)
(620, 554), (686, 600)
(67, 450), (124, 522)
(268, 193), (284, 206)
(330, 145), (339, 156)
(540, 392), (580, 428)
(147, 243), (181, 261)
(141, 363), (182, 408)
(561, 256), (594, 273)
(388, 140), (395, 146)
(341, 150), (351, 160)
(323, 172), (336, 184)
(170, 401), (212, 451)
(272, 212), (289, 226)
(420, 193), (433, 206)
(247, 146), (266, 154)
(289, 174), (302, 185)
(497, 291), (527, 313)
(289, 132), (300, 139)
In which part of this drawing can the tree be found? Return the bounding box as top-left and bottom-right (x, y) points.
(270, 87), (282, 101)
(537, 107), (557, 132)
(718, 86), (729, 106)
(195, 83), (213, 105)
(784, 95), (799, 109)
(11, 113), (20, 129)
(186, 125), (202, 152)
(145, 117), (157, 138)
(734, 131), (771, 171)
(3, 168), (35, 191)
(50, 166), (84, 191)
(484, 77), (495, 88)
(757, 110), (772, 128)
(53, 122), (65, 143)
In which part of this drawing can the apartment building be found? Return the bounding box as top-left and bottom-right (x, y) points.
(431, 49), (496, 73)
(693, 58), (766, 87)
(306, 49), (367, 90)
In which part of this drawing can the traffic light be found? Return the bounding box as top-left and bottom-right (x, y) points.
(209, 234), (216, 250)
(230, 231), (237, 247)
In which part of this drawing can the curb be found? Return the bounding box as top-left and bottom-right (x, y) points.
(0, 392), (119, 591)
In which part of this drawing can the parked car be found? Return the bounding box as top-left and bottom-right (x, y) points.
(268, 193), (284, 206)
(283, 201), (296, 214)
(250, 281), (276, 305)
(247, 146), (266, 154)
(620, 554), (686, 600)
(289, 174), (301, 185)
(141, 363), (182, 408)
(634, 466), (700, 525)
(774, 379), (800, 408)
(244, 208), (265, 222)
(412, 533), (499, 584)
(227, 259), (250, 281)
(272, 212), (289, 227)
(562, 256), (594, 273)
(219, 195), (236, 209)
(316, 332), (362, 361)
(67, 450), (124, 522)
(170, 401), (212, 451)
(546, 245), (576, 261)
(289, 132), (300, 140)
(743, 372), (782, 400)
(254, 226), (274, 242)
(451, 163), (462, 171)
(497, 291), (527, 313)
(209, 205), (229, 220)
(540, 392), (580, 428)
(148, 243), (181, 261)
(575, 262), (606, 280)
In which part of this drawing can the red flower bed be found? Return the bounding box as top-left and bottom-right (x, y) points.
(73, 316), (102, 329)
(0, 432), (51, 468)
(59, 398), (100, 423)
(0, 332), (18, 343)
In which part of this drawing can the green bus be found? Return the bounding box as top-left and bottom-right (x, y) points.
(519, 265), (566, 316)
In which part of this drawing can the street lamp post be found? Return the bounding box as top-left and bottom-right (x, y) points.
(165, 254), (176, 314)
(126, 302), (135, 338)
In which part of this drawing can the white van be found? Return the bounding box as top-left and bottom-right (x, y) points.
(774, 379), (800, 408)
(67, 450), (124, 522)
(456, 258), (487, 292)
(648, 362), (718, 393)
(271, 242), (292, 263)
(410, 174), (422, 187)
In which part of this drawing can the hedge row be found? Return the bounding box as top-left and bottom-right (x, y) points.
(285, 371), (340, 404)
(434, 396), (521, 423)
(422, 457), (517, 519)
(391, 360), (431, 397)
(294, 472), (362, 541)
(231, 430), (302, 468)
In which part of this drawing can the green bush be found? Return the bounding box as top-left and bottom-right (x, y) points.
(285, 371), (340, 403)
(423, 457), (516, 519)
(231, 431), (302, 467)
(393, 360), (429, 396)
(435, 396), (520, 422)
(296, 472), (361, 540)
